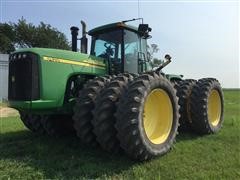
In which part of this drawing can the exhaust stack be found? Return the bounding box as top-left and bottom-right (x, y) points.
(80, 20), (88, 54)
(70, 26), (79, 52)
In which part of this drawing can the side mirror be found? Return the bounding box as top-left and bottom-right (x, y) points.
(138, 24), (152, 39)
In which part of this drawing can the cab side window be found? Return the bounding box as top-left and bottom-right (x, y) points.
(124, 30), (140, 74)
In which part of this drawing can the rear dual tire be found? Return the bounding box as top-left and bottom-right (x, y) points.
(20, 112), (74, 137)
(175, 79), (197, 131)
(174, 78), (224, 134)
(19, 112), (45, 134)
(41, 115), (75, 137)
(190, 78), (224, 134)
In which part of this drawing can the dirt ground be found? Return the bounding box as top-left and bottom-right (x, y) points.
(0, 106), (19, 118)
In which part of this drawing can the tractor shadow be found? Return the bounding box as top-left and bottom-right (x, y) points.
(0, 129), (201, 179)
(0, 130), (135, 179)
(177, 130), (199, 141)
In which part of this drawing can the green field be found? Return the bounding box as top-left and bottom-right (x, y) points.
(0, 90), (239, 179)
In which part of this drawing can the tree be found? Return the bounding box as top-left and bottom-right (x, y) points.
(0, 23), (15, 53)
(147, 43), (159, 60)
(152, 58), (163, 66)
(0, 18), (70, 53)
(147, 43), (162, 67)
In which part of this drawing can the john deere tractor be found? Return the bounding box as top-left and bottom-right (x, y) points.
(8, 19), (224, 161)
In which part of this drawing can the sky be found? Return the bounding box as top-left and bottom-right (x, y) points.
(1, 0), (239, 88)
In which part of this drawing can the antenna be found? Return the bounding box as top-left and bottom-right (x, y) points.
(138, 0), (140, 19)
(122, 18), (143, 24)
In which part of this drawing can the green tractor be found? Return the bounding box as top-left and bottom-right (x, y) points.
(8, 19), (224, 161)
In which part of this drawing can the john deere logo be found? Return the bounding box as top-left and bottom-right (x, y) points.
(11, 76), (15, 82)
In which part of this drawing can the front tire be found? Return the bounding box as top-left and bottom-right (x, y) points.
(73, 76), (110, 145)
(92, 74), (134, 153)
(116, 74), (180, 161)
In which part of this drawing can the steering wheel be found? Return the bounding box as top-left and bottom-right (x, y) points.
(104, 43), (114, 56)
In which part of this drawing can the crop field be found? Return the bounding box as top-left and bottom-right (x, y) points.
(0, 90), (239, 179)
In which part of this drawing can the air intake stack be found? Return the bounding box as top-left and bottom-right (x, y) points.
(70, 26), (79, 52)
(70, 21), (88, 53)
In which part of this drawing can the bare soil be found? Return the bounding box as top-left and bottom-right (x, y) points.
(0, 106), (19, 118)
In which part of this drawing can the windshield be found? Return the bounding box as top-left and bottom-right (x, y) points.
(91, 30), (122, 60)
(91, 30), (122, 74)
(90, 29), (146, 74)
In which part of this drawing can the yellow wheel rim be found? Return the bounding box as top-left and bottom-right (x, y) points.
(143, 89), (173, 144)
(208, 90), (221, 126)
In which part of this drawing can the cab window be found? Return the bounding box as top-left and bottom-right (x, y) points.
(124, 30), (140, 74)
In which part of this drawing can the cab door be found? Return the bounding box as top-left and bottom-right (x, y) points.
(123, 30), (140, 74)
(139, 38), (148, 73)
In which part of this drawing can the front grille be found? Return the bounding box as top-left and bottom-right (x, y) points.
(8, 53), (40, 101)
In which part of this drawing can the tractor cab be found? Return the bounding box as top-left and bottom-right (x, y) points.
(88, 22), (152, 75)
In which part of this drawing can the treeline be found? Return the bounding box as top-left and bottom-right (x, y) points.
(0, 18), (70, 54)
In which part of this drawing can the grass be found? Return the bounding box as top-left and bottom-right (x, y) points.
(0, 103), (7, 107)
(0, 90), (239, 179)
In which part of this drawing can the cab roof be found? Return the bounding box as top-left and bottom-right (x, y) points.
(88, 22), (139, 36)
